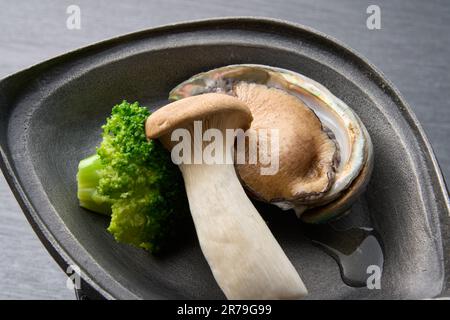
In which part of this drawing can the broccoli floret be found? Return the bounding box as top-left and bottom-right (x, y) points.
(76, 101), (187, 252)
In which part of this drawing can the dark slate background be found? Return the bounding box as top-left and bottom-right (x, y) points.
(0, 0), (448, 299)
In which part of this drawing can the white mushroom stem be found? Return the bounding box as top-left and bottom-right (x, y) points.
(181, 159), (307, 299)
(146, 93), (307, 300)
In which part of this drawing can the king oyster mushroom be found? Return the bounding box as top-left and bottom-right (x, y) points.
(146, 93), (308, 300)
(169, 64), (373, 223)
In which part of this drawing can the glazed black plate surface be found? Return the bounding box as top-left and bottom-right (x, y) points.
(0, 18), (449, 299)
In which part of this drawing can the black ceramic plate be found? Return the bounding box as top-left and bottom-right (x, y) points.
(0, 18), (449, 300)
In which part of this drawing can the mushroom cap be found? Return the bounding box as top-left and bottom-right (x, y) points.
(146, 93), (253, 149)
(234, 82), (338, 202)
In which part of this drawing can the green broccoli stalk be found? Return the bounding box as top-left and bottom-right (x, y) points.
(76, 101), (187, 252)
(77, 154), (113, 215)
